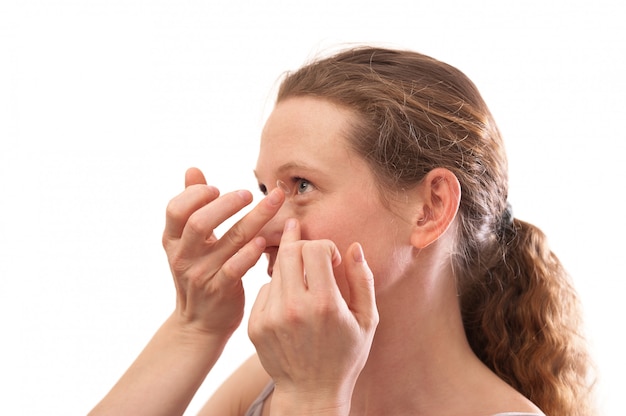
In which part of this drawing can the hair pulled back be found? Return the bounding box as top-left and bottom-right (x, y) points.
(276, 46), (595, 416)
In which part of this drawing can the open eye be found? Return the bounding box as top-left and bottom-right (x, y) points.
(295, 177), (313, 195)
(258, 183), (268, 196)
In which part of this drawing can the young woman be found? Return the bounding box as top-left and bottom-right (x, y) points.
(90, 46), (595, 416)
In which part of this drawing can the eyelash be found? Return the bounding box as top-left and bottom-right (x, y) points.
(293, 177), (312, 194)
(258, 177), (313, 196)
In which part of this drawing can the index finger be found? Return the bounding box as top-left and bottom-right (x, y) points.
(274, 218), (307, 294)
(210, 187), (286, 265)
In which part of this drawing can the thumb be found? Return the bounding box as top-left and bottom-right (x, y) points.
(344, 242), (378, 328)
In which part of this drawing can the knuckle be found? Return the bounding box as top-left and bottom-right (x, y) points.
(168, 253), (191, 278)
(165, 186), (216, 221)
(283, 302), (304, 325)
(302, 240), (335, 258)
(247, 324), (260, 341)
(165, 198), (184, 222)
(368, 312), (380, 328)
(167, 252), (209, 287)
(363, 307), (380, 330)
(224, 224), (249, 248)
(185, 213), (206, 236)
(162, 234), (172, 250)
(220, 261), (241, 282)
(250, 315), (278, 342)
(190, 184), (218, 203)
(312, 298), (337, 317)
(182, 265), (212, 289)
(279, 241), (303, 258)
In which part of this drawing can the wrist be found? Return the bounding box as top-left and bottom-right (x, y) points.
(164, 312), (232, 355)
(270, 384), (352, 416)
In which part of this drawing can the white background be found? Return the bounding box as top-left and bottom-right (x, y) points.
(1, 1), (623, 415)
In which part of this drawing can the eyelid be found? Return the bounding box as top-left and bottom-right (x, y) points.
(274, 177), (315, 197)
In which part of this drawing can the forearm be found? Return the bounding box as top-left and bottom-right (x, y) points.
(89, 312), (230, 416)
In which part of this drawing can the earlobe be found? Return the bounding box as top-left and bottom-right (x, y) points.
(410, 168), (461, 249)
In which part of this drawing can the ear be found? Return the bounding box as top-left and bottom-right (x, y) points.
(410, 168), (461, 249)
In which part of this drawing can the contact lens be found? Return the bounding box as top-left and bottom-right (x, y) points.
(276, 179), (291, 194)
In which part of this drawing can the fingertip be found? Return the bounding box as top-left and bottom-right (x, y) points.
(331, 245), (342, 268)
(284, 218), (297, 232)
(347, 243), (373, 285)
(206, 185), (220, 196)
(278, 218), (301, 253)
(280, 218), (302, 244)
(237, 189), (253, 204)
(253, 236), (266, 250)
(185, 167), (207, 187)
(351, 242), (365, 263)
(267, 187), (285, 207)
(344, 243), (376, 317)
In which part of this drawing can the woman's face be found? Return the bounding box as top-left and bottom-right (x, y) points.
(254, 96), (416, 291)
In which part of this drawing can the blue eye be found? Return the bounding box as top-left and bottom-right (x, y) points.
(295, 178), (313, 194)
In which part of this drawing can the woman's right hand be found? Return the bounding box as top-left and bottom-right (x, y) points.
(162, 167), (284, 338)
(249, 219), (379, 415)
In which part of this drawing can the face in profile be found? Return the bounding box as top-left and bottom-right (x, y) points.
(254, 96), (417, 292)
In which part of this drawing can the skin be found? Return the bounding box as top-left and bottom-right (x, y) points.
(91, 96), (544, 416)
(89, 169), (287, 415)
(206, 96), (543, 415)
(253, 97), (419, 296)
(248, 97), (385, 414)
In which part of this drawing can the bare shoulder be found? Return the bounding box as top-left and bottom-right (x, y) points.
(197, 354), (271, 416)
(485, 382), (545, 416)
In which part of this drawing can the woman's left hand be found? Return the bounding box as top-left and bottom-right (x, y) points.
(248, 218), (379, 415)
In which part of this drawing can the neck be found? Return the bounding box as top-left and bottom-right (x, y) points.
(349, 259), (494, 415)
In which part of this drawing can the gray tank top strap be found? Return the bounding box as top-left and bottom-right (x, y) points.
(243, 381), (275, 416)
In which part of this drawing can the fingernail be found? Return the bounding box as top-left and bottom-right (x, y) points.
(268, 188), (282, 206)
(284, 218), (296, 231)
(352, 243), (365, 263)
(238, 190), (252, 202)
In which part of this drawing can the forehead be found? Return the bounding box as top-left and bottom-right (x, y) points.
(256, 96), (359, 172)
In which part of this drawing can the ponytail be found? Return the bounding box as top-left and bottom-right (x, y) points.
(461, 218), (596, 416)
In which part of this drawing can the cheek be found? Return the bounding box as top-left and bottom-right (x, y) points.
(295, 197), (405, 261)
(300, 216), (347, 246)
(297, 195), (383, 243)
(297, 204), (413, 293)
(300, 215), (382, 280)
(297, 206), (353, 247)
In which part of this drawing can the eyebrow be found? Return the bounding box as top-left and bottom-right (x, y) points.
(253, 161), (320, 179)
